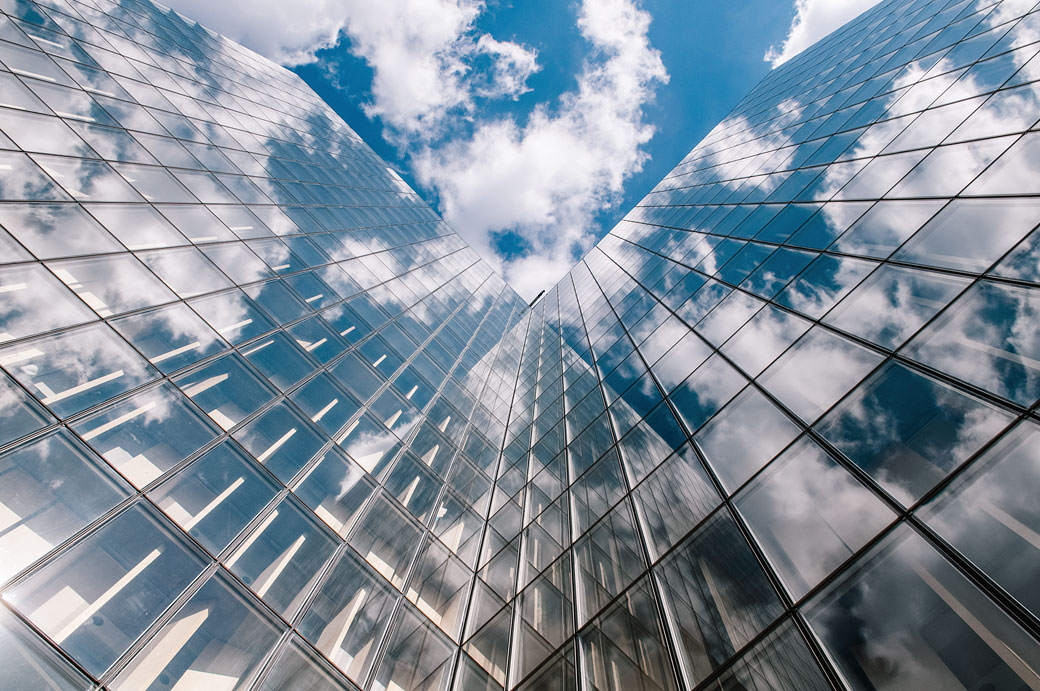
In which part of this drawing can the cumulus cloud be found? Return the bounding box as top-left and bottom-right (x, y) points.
(164, 0), (665, 300)
(164, 0), (538, 136)
(332, 0), (539, 140)
(766, 0), (881, 68)
(162, 0), (347, 64)
(474, 35), (541, 100)
(413, 0), (669, 299)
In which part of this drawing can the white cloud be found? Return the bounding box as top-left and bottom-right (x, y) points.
(162, 0), (347, 64)
(163, 0), (664, 300)
(165, 0), (539, 136)
(413, 0), (668, 300)
(766, 0), (882, 68)
(335, 0), (538, 140)
(474, 35), (541, 100)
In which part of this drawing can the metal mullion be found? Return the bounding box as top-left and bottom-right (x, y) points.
(612, 230), (1037, 416)
(590, 244), (889, 688)
(566, 263), (687, 691)
(599, 208), (1040, 666)
(448, 307), (532, 691)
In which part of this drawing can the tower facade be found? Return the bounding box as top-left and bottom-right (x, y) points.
(1, 0), (1039, 690)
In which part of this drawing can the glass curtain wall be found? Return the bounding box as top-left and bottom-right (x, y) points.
(2, 0), (1040, 689)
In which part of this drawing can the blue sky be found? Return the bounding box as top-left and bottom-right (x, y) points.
(167, 0), (881, 299)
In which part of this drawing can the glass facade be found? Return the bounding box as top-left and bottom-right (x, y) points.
(1, 0), (1039, 689)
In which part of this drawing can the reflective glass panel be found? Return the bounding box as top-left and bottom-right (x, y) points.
(150, 441), (278, 553)
(735, 438), (893, 598)
(0, 323), (157, 417)
(921, 420), (1040, 618)
(3, 502), (207, 676)
(0, 429), (129, 583)
(110, 572), (284, 691)
(817, 362), (1013, 505)
(226, 497), (337, 619)
(805, 524), (1040, 691)
(298, 549), (397, 683)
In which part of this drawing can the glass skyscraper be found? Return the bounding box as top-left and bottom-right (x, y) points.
(1, 0), (1039, 688)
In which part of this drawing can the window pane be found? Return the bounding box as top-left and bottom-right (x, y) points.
(338, 413), (404, 476)
(993, 227), (1040, 284)
(234, 401), (327, 483)
(241, 331), (316, 390)
(831, 199), (944, 259)
(201, 242), (273, 283)
(49, 253), (177, 316)
(816, 362), (1012, 505)
(433, 490), (484, 568)
(3, 503), (207, 676)
(72, 382), (219, 488)
(0, 323), (157, 417)
(570, 450), (626, 539)
(111, 302), (227, 374)
(696, 291), (765, 346)
(805, 524), (1040, 691)
(0, 607), (92, 690)
(668, 354), (746, 435)
(921, 420), (1040, 618)
(298, 549), (397, 683)
(2, 263), (98, 340)
(138, 246), (232, 297)
(0, 429), (129, 583)
(695, 386), (801, 492)
(823, 265), (969, 349)
(655, 509), (783, 686)
(388, 442), (446, 518)
(574, 500), (646, 626)
(964, 130), (1040, 195)
(111, 572), (284, 691)
(905, 281), (1040, 406)
(225, 498), (337, 619)
(158, 205), (236, 244)
(0, 150), (69, 201)
(776, 255), (875, 318)
(725, 308), (811, 378)
(149, 441), (278, 553)
(894, 198), (1040, 272)
(255, 635), (356, 691)
(349, 492), (422, 588)
(651, 330), (712, 392)
(173, 353), (275, 430)
(579, 577), (678, 691)
(405, 538), (471, 640)
(292, 446), (374, 536)
(85, 203), (185, 250)
(514, 645), (575, 691)
(189, 289), (276, 345)
(0, 369), (51, 445)
(290, 372), (361, 440)
(758, 327), (883, 424)
(114, 162), (195, 203)
(286, 314), (347, 364)
(633, 444), (720, 558)
(709, 618), (831, 691)
(0, 202), (121, 258)
(888, 137), (1010, 198)
(371, 607), (455, 691)
(735, 438), (893, 598)
(0, 224), (30, 263)
(34, 155), (141, 202)
(455, 653), (505, 691)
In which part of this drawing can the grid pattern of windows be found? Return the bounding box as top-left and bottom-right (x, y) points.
(465, 0), (1040, 688)
(0, 0), (527, 688)
(2, 0), (1040, 689)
